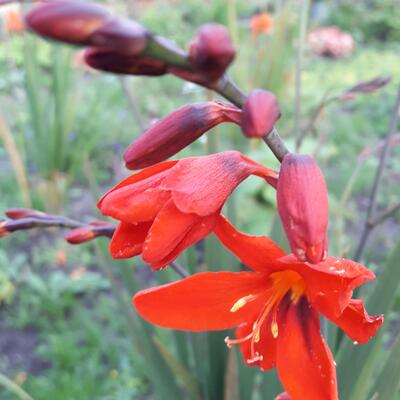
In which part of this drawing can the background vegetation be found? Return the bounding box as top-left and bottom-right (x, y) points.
(0, 0), (399, 399)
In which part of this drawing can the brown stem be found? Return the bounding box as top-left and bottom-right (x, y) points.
(354, 85), (400, 261)
(368, 202), (400, 228)
(0, 214), (115, 238)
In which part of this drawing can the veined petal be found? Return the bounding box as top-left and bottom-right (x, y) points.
(236, 318), (277, 371)
(99, 180), (170, 224)
(97, 160), (177, 208)
(110, 221), (151, 259)
(214, 215), (286, 272)
(276, 297), (338, 400)
(329, 299), (383, 343)
(141, 200), (200, 265)
(133, 271), (267, 330)
(277, 255), (375, 318)
(149, 212), (219, 270)
(162, 151), (277, 216)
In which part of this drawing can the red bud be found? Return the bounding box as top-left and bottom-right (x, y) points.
(84, 47), (167, 76)
(5, 208), (46, 220)
(188, 23), (235, 82)
(65, 226), (95, 244)
(123, 101), (241, 170)
(277, 154), (328, 264)
(90, 17), (148, 55)
(241, 90), (281, 137)
(340, 76), (391, 101)
(26, 0), (110, 46)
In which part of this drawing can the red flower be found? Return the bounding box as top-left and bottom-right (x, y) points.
(123, 101), (241, 170)
(134, 216), (383, 399)
(98, 151), (277, 269)
(277, 153), (328, 264)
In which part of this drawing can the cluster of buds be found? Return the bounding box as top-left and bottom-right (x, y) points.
(25, 1), (235, 85)
(0, 208), (115, 243)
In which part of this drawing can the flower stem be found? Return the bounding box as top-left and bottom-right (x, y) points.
(0, 373), (34, 400)
(354, 85), (400, 261)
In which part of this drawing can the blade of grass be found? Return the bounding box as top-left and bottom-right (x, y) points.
(337, 241), (400, 399)
(369, 334), (400, 400)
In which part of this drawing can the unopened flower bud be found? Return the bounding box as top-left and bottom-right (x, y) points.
(65, 226), (95, 244)
(241, 90), (281, 137)
(277, 154), (328, 264)
(340, 76), (391, 101)
(84, 47), (167, 76)
(90, 17), (148, 55)
(5, 208), (46, 220)
(123, 101), (241, 169)
(26, 0), (110, 46)
(188, 23), (235, 82)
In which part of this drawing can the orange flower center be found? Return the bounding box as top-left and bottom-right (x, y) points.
(225, 271), (305, 364)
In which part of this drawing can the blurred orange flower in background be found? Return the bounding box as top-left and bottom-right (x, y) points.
(251, 12), (273, 35)
(5, 8), (24, 33)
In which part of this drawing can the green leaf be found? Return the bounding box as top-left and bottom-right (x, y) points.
(369, 334), (400, 400)
(152, 335), (202, 400)
(337, 241), (400, 399)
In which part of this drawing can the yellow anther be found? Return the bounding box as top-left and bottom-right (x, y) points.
(271, 321), (279, 338)
(230, 294), (256, 312)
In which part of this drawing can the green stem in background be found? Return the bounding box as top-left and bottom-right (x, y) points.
(354, 85), (400, 261)
(118, 77), (146, 131)
(0, 373), (34, 400)
(294, 0), (311, 150)
(226, 0), (239, 48)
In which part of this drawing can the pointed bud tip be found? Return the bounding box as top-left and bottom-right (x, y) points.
(241, 90), (281, 138)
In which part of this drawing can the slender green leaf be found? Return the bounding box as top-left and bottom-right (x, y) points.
(337, 241), (400, 399)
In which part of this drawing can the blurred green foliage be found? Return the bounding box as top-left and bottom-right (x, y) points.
(0, 0), (399, 399)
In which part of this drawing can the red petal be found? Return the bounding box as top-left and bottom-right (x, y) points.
(97, 160), (177, 209)
(276, 297), (338, 400)
(149, 212), (219, 270)
(133, 271), (267, 330)
(236, 318), (277, 371)
(214, 215), (286, 272)
(329, 299), (383, 343)
(162, 151), (277, 216)
(100, 181), (170, 224)
(109, 221), (151, 259)
(277, 255), (375, 319)
(141, 200), (200, 264)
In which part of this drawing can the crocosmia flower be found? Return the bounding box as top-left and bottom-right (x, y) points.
(277, 153), (328, 264)
(98, 151), (277, 269)
(134, 216), (383, 399)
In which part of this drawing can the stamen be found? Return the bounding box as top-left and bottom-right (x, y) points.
(230, 294), (257, 312)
